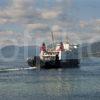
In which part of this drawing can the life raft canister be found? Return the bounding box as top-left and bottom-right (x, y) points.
(56, 42), (64, 51)
(60, 42), (64, 51)
(40, 43), (46, 52)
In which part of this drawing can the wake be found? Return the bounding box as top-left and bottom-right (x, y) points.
(0, 67), (37, 72)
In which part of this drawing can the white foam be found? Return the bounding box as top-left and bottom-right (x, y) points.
(0, 67), (37, 72)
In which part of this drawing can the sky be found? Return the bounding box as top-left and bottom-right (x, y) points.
(0, 0), (100, 46)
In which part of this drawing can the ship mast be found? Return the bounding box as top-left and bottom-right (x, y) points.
(51, 31), (55, 49)
(65, 34), (69, 44)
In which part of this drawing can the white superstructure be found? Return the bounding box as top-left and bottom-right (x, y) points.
(40, 41), (79, 61)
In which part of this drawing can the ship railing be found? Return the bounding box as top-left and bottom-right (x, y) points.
(42, 51), (59, 60)
(43, 53), (58, 57)
(42, 54), (56, 61)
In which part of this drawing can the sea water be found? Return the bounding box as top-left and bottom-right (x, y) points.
(0, 56), (100, 100)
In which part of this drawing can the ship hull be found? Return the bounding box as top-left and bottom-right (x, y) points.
(41, 59), (80, 69)
(27, 57), (80, 69)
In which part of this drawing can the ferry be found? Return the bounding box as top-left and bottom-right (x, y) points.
(27, 40), (80, 69)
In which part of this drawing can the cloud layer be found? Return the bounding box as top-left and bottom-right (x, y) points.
(0, 0), (100, 46)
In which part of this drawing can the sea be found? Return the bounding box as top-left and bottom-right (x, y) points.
(0, 51), (100, 100)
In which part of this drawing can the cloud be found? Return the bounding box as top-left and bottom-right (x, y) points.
(0, 40), (15, 46)
(0, 0), (38, 24)
(0, 0), (72, 24)
(95, 19), (100, 24)
(51, 25), (62, 32)
(79, 19), (100, 33)
(0, 29), (33, 46)
(0, 30), (14, 36)
(79, 21), (88, 28)
(41, 10), (61, 19)
(0, 0), (71, 24)
(0, 18), (7, 24)
(0, 0), (100, 45)
(27, 23), (48, 31)
(0, 38), (19, 46)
